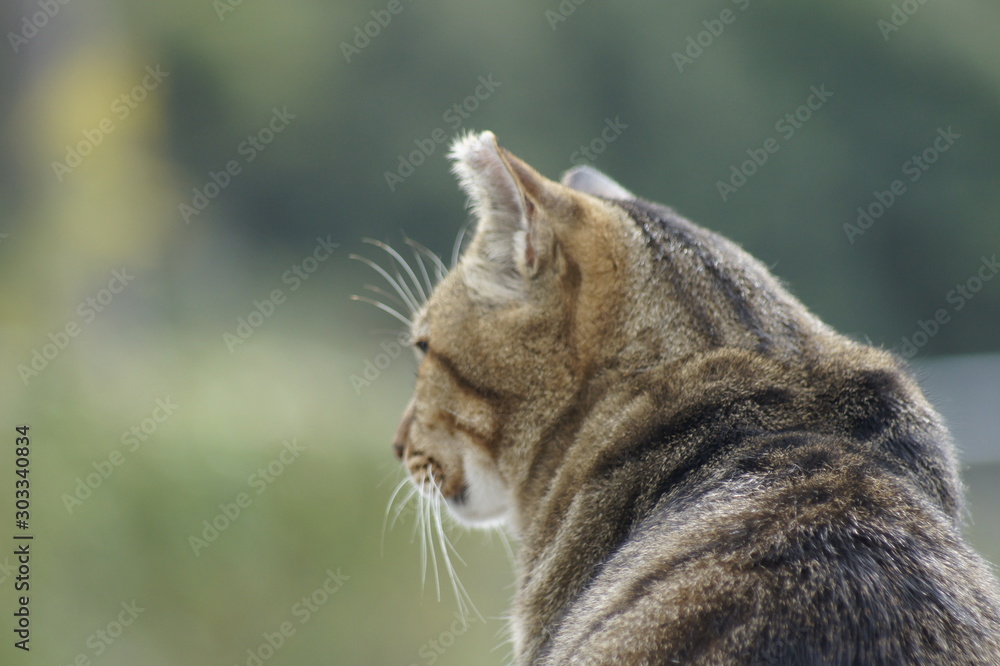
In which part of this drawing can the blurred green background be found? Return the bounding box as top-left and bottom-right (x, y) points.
(1, 1), (999, 664)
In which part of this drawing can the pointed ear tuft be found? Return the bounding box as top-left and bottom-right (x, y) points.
(448, 131), (559, 301)
(449, 131), (525, 225)
(561, 165), (634, 200)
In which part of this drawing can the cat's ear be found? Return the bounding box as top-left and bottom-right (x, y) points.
(449, 131), (561, 297)
(561, 165), (634, 200)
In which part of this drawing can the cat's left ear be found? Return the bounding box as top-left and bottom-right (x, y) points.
(561, 165), (634, 200)
(449, 131), (561, 285)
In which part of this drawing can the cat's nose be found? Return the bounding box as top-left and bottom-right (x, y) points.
(393, 400), (415, 459)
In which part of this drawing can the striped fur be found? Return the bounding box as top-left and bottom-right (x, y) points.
(391, 131), (1000, 664)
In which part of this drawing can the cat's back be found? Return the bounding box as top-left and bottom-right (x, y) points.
(543, 440), (1000, 664)
(538, 347), (1000, 665)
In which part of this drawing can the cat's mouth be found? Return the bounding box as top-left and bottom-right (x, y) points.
(394, 400), (511, 525)
(402, 447), (510, 525)
(404, 450), (461, 497)
(445, 485), (469, 506)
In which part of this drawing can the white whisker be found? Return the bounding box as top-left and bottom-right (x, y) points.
(383, 475), (411, 519)
(363, 283), (407, 309)
(412, 486), (424, 544)
(392, 268), (423, 317)
(408, 240), (435, 296)
(349, 295), (413, 327)
(362, 238), (428, 305)
(495, 525), (516, 566)
(430, 476), (483, 622)
(417, 488), (427, 588)
(452, 219), (473, 268)
(424, 478), (442, 602)
(375, 463), (403, 489)
(404, 236), (449, 285)
(381, 475), (413, 556)
(436, 515), (469, 569)
(441, 406), (486, 430)
(390, 486), (419, 530)
(491, 623), (517, 662)
(349, 253), (420, 315)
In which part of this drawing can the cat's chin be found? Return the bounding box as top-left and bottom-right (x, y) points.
(444, 497), (509, 528)
(444, 454), (512, 527)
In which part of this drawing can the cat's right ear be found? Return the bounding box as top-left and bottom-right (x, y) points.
(449, 131), (526, 237)
(449, 131), (560, 302)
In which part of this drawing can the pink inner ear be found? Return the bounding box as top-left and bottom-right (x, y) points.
(524, 231), (536, 268)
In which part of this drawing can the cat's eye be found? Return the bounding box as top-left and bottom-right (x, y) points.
(414, 340), (429, 354)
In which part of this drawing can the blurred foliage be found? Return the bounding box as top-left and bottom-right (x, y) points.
(1, 0), (999, 664)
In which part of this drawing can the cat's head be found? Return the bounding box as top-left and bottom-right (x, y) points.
(391, 131), (817, 529)
(390, 131), (650, 529)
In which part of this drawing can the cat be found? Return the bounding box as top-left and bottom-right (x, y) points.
(381, 130), (1000, 664)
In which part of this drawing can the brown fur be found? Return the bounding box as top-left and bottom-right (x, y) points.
(390, 131), (1000, 664)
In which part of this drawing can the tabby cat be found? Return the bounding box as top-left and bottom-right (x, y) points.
(385, 131), (1000, 664)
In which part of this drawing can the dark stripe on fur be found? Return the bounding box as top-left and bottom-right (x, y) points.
(428, 349), (506, 405)
(619, 199), (781, 352)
